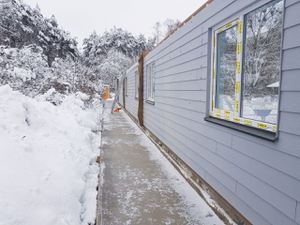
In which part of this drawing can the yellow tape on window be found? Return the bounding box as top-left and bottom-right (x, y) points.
(257, 123), (268, 129)
(235, 82), (241, 93)
(236, 61), (241, 74)
(244, 119), (253, 126)
(237, 43), (242, 55)
(238, 21), (243, 34)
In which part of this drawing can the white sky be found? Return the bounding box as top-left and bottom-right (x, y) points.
(22, 0), (207, 45)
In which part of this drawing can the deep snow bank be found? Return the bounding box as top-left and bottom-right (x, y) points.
(0, 85), (102, 225)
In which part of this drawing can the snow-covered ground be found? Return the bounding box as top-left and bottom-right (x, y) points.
(0, 85), (102, 225)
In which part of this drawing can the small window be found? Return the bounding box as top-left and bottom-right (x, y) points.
(125, 77), (128, 96)
(135, 71), (139, 99)
(209, 0), (284, 133)
(146, 62), (155, 102)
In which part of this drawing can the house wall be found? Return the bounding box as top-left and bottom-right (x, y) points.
(141, 0), (300, 225)
(119, 78), (124, 107)
(124, 63), (139, 120)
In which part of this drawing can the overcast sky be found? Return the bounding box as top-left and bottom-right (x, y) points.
(23, 0), (207, 45)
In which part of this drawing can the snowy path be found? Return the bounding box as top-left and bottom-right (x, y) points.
(99, 101), (225, 225)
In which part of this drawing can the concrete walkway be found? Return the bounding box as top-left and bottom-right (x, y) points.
(98, 101), (224, 225)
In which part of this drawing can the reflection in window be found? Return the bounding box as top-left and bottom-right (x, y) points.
(242, 0), (284, 124)
(215, 26), (237, 111)
(146, 63), (155, 101)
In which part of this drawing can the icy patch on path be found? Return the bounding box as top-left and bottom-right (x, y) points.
(0, 85), (101, 225)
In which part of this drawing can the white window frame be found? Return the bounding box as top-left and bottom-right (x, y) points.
(135, 71), (139, 99)
(209, 1), (283, 133)
(146, 62), (155, 102)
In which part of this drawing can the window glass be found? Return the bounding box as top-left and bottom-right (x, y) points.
(151, 64), (155, 100)
(146, 63), (155, 101)
(242, 0), (284, 124)
(135, 71), (139, 98)
(147, 65), (151, 99)
(215, 26), (237, 111)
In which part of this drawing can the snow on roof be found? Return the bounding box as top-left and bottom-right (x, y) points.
(267, 81), (280, 88)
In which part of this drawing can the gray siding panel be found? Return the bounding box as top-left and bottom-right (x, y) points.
(284, 25), (300, 49)
(229, 130), (300, 159)
(129, 0), (300, 224)
(218, 143), (300, 201)
(124, 64), (139, 120)
(297, 202), (300, 224)
(286, 0), (300, 7)
(282, 47), (300, 70)
(281, 92), (300, 113)
(280, 112), (300, 136)
(156, 90), (206, 102)
(156, 35), (208, 67)
(232, 136), (300, 181)
(236, 184), (298, 225)
(284, 1), (300, 28)
(206, 173), (273, 225)
(155, 97), (206, 113)
(156, 79), (207, 91)
(281, 70), (300, 91)
(145, 105), (233, 147)
(157, 67), (207, 83)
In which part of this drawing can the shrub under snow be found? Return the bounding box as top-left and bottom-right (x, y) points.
(0, 85), (102, 225)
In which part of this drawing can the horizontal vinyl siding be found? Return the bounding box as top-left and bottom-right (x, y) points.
(124, 65), (139, 120)
(281, 70), (300, 91)
(141, 0), (300, 225)
(284, 1), (300, 28)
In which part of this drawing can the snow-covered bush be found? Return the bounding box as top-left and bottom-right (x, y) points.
(0, 45), (52, 96)
(0, 44), (101, 98)
(0, 85), (101, 225)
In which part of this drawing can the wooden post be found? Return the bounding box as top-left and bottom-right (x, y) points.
(138, 53), (144, 127)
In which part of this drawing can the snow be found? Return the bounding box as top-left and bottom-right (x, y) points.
(13, 67), (36, 82)
(242, 96), (278, 124)
(267, 81), (279, 88)
(0, 85), (101, 225)
(217, 94), (278, 124)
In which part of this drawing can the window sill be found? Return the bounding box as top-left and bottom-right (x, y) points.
(146, 99), (155, 105)
(204, 116), (278, 141)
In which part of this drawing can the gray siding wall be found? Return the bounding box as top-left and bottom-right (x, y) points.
(142, 0), (300, 225)
(125, 64), (139, 120)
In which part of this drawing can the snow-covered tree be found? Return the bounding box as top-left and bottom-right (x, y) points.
(96, 50), (133, 91)
(83, 27), (151, 63)
(82, 28), (153, 92)
(0, 0), (78, 66)
(152, 18), (181, 46)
